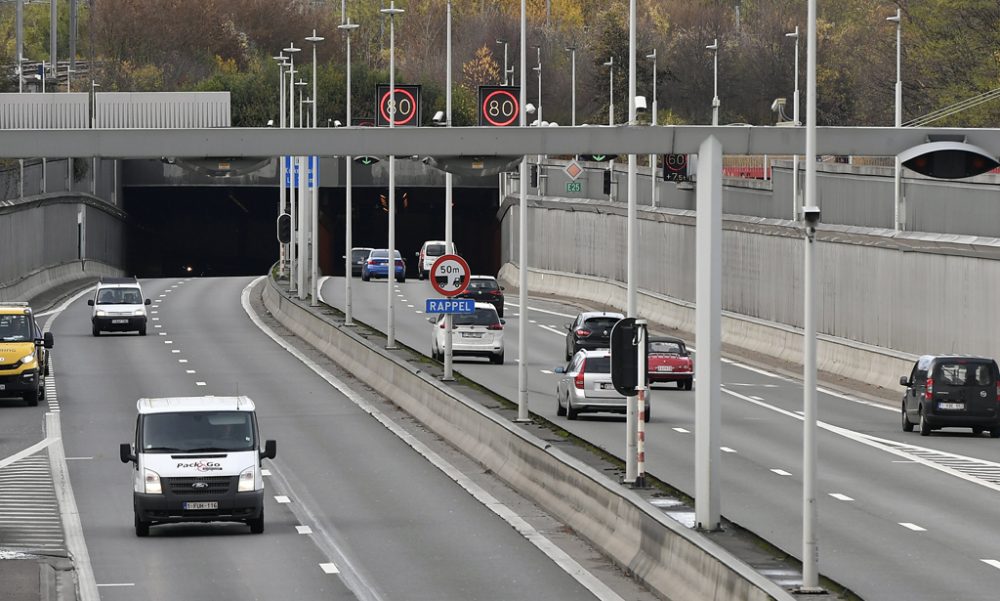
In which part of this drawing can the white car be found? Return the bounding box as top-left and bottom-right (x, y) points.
(416, 240), (457, 280)
(429, 302), (504, 364)
(554, 349), (651, 421)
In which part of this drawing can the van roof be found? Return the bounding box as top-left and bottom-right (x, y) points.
(136, 396), (256, 414)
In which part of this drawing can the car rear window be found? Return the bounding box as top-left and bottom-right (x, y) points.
(650, 341), (683, 355)
(585, 357), (611, 373)
(426, 244), (446, 256)
(370, 250), (401, 259)
(584, 317), (620, 331)
(352, 250), (370, 260)
(934, 361), (995, 386)
(467, 279), (499, 291)
(453, 308), (499, 326)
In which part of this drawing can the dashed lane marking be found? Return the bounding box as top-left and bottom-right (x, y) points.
(899, 522), (926, 532)
(829, 493), (854, 501)
(320, 563), (340, 574)
(538, 325), (567, 337)
(771, 469), (792, 476)
(296, 525), (313, 535)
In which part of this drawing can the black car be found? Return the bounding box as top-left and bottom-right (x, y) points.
(564, 311), (624, 360)
(900, 355), (1000, 437)
(346, 247), (374, 277)
(456, 275), (505, 317)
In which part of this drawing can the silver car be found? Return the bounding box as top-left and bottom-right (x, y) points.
(554, 349), (651, 421)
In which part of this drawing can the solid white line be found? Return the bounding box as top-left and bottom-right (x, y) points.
(829, 493), (854, 501)
(771, 469), (792, 476)
(296, 525), (313, 535)
(242, 277), (625, 601)
(505, 301), (575, 319)
(538, 324), (567, 337)
(539, 370), (553, 375)
(96, 583), (135, 587)
(899, 522), (926, 532)
(320, 563), (340, 574)
(981, 559), (1000, 570)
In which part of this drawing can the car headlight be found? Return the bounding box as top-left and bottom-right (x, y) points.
(133, 309), (145, 316)
(19, 353), (35, 366)
(95, 310), (107, 317)
(143, 469), (162, 494)
(237, 466), (256, 492)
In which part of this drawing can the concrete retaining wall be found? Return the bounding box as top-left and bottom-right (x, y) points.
(261, 276), (793, 601)
(0, 260), (123, 303)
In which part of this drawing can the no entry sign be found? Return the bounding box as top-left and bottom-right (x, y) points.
(430, 254), (471, 297)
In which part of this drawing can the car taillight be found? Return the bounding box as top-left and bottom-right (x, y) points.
(575, 329), (591, 337)
(489, 289), (503, 296)
(367, 259), (376, 265)
(925, 377), (933, 400)
(396, 260), (404, 266)
(574, 359), (586, 389)
(487, 323), (503, 331)
(439, 322), (447, 329)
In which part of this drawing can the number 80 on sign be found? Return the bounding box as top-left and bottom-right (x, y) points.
(478, 86), (520, 127)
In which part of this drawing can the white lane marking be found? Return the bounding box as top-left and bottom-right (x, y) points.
(96, 583), (135, 588)
(749, 395), (764, 401)
(186, 370), (196, 374)
(158, 332), (166, 336)
(540, 370), (553, 375)
(0, 438), (58, 471)
(158, 294), (166, 297)
(275, 495), (291, 504)
(242, 277), (626, 601)
(261, 469), (271, 477)
(505, 302), (575, 319)
(164, 340), (173, 344)
(720, 447), (737, 454)
(196, 381), (206, 386)
(178, 359), (188, 363)
(529, 319), (537, 324)
(296, 525), (313, 535)
(538, 325), (567, 337)
(415, 310), (423, 314)
(771, 469), (792, 476)
(171, 350), (180, 354)
(152, 317), (159, 321)
(154, 325), (162, 329)
(829, 493), (854, 501)
(65, 457), (94, 461)
(151, 311), (158, 314)
(671, 427), (690, 434)
(320, 563), (340, 574)
(899, 522), (926, 532)
(981, 559), (1000, 570)
(407, 305), (414, 308)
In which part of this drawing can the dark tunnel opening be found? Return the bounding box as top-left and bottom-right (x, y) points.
(124, 186), (501, 279)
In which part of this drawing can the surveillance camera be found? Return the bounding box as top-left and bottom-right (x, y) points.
(333, 120), (343, 127)
(524, 102), (536, 115)
(266, 119), (274, 127)
(432, 110), (445, 124)
(802, 205), (821, 224)
(770, 98), (786, 113)
(635, 95), (648, 113)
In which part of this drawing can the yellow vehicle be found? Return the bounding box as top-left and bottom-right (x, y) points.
(0, 302), (54, 406)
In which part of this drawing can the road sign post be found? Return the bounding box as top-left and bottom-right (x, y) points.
(430, 254), (471, 382)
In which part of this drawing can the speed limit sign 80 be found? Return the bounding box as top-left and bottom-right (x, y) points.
(376, 84), (421, 127)
(478, 86), (520, 127)
(430, 254), (471, 297)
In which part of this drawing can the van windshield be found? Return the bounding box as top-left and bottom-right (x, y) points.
(0, 314), (33, 342)
(97, 287), (142, 305)
(141, 412), (256, 453)
(934, 362), (995, 386)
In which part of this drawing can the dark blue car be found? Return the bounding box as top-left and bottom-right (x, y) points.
(361, 249), (406, 283)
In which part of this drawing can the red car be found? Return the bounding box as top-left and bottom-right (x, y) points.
(647, 336), (693, 389)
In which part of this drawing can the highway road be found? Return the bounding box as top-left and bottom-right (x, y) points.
(30, 276), (657, 601)
(321, 275), (1000, 601)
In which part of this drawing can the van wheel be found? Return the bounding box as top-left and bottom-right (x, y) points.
(23, 389), (39, 407)
(919, 409), (932, 436)
(92, 324), (100, 336)
(556, 394), (566, 416)
(134, 514), (150, 537)
(138, 325), (147, 336)
(901, 403), (914, 432)
(973, 427), (985, 436)
(248, 509), (264, 534)
(644, 403), (651, 423)
(991, 428), (1000, 439)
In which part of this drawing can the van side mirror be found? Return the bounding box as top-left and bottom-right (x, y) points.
(145, 299), (152, 306)
(119, 443), (136, 464)
(899, 376), (910, 387)
(43, 332), (54, 349)
(261, 440), (277, 460)
(87, 299), (94, 306)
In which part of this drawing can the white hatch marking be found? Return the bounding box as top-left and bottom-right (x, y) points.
(771, 469), (792, 476)
(96, 583), (135, 588)
(296, 525), (313, 535)
(720, 447), (737, 454)
(671, 427), (689, 433)
(540, 370), (553, 375)
(261, 469), (271, 477)
(981, 560), (1000, 570)
(829, 493), (854, 501)
(320, 563), (340, 574)
(538, 325), (567, 337)
(274, 495), (291, 504)
(899, 522), (926, 532)
(749, 395), (764, 401)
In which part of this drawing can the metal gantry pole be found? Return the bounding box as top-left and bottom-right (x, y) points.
(625, 0), (638, 484)
(340, 18), (359, 325)
(49, 0), (56, 77)
(516, 0), (530, 423)
(16, 0), (23, 94)
(444, 0), (455, 381)
(694, 134), (722, 532)
(382, 1), (404, 349)
(306, 30), (324, 307)
(801, 0), (822, 592)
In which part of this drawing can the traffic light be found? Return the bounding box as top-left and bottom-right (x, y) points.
(603, 169), (612, 195)
(610, 318), (640, 397)
(530, 164), (538, 188)
(276, 213), (291, 244)
(898, 140), (999, 180)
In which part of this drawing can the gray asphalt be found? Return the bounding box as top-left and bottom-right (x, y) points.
(322, 275), (1000, 601)
(47, 276), (646, 601)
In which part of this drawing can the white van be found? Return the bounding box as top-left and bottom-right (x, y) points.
(88, 276), (151, 336)
(120, 396), (277, 536)
(416, 240), (457, 280)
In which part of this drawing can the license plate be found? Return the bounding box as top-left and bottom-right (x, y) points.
(111, 319), (128, 324)
(600, 382), (615, 390)
(183, 501), (218, 510)
(0, 384), (4, 390)
(462, 332), (483, 338)
(939, 402), (965, 410)
(656, 366), (673, 372)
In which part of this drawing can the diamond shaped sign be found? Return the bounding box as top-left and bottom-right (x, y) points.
(563, 160), (584, 181)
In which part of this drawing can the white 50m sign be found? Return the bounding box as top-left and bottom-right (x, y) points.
(430, 254), (471, 297)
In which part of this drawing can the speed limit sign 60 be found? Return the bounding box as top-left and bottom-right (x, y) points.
(478, 86), (520, 127)
(376, 84), (421, 127)
(430, 254), (471, 297)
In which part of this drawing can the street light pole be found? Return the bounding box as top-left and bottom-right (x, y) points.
(496, 39), (509, 86)
(444, 0), (455, 381)
(888, 8), (903, 231)
(625, 0), (639, 484)
(707, 39), (719, 126)
(604, 56), (615, 201)
(381, 0), (404, 349)
(284, 43), (301, 294)
(516, 0), (530, 423)
(273, 54), (287, 279)
(306, 30), (324, 307)
(339, 18), (359, 326)
(295, 78), (308, 300)
(646, 49), (657, 207)
(532, 45), (543, 196)
(786, 26), (800, 220)
(566, 46), (576, 127)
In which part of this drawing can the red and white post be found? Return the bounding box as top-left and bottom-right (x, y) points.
(634, 319), (648, 488)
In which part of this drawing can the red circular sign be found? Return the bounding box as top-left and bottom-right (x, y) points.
(430, 254), (471, 297)
(481, 89), (519, 126)
(379, 88), (418, 126)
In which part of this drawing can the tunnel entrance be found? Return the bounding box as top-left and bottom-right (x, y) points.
(123, 185), (500, 279)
